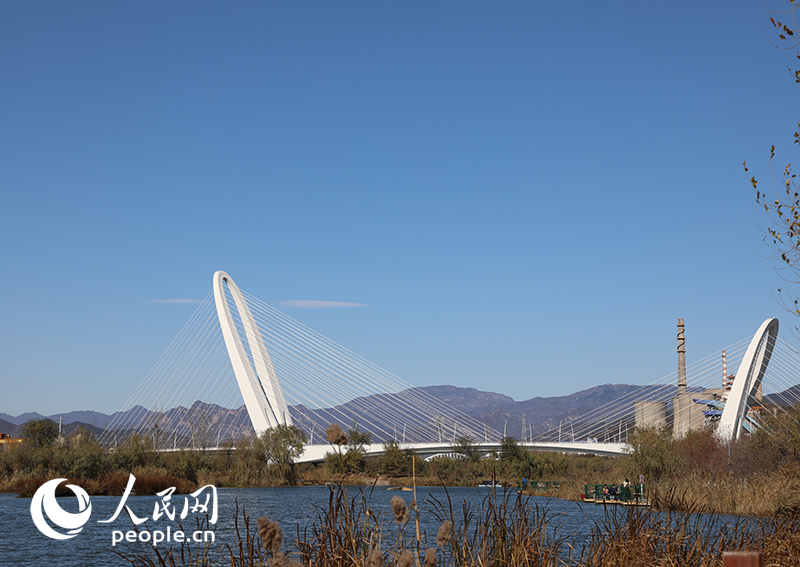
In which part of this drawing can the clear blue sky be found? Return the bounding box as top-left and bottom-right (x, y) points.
(1, 2), (797, 416)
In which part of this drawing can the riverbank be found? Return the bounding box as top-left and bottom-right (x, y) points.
(7, 420), (800, 519)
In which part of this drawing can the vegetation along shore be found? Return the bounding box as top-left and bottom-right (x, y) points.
(6, 410), (800, 520)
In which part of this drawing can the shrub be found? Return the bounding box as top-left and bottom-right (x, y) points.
(627, 426), (680, 481)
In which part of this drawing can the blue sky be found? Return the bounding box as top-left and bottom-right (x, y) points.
(2, 1), (798, 416)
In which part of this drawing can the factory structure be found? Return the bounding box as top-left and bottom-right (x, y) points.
(633, 319), (763, 438)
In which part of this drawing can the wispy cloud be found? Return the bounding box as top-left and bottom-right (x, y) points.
(276, 300), (369, 309)
(149, 299), (204, 304)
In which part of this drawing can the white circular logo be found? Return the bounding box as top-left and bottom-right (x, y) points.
(30, 478), (92, 540)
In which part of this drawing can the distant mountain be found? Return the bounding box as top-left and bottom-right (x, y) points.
(0, 418), (17, 436)
(1, 383), (671, 441)
(0, 412), (45, 425)
(765, 385), (800, 406)
(423, 383), (681, 439)
(61, 422), (106, 438)
(6, 382), (800, 441)
(0, 410), (110, 428)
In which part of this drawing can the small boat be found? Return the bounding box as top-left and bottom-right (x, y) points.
(583, 484), (649, 506)
(478, 480), (502, 488)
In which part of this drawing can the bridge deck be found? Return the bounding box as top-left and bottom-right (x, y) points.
(297, 441), (628, 463)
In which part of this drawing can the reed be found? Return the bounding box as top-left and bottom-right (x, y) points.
(115, 477), (800, 567)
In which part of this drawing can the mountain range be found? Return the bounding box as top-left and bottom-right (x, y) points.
(4, 382), (799, 441)
(0, 383), (670, 439)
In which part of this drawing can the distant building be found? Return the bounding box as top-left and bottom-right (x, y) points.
(0, 433), (24, 451)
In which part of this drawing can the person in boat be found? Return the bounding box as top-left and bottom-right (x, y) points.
(621, 478), (629, 499)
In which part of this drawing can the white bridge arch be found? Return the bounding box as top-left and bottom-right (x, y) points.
(717, 318), (779, 443)
(213, 271), (292, 435)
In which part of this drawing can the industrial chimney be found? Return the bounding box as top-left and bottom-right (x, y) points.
(677, 318), (686, 395)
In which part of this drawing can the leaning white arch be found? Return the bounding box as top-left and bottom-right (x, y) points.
(213, 271), (292, 436)
(717, 318), (778, 442)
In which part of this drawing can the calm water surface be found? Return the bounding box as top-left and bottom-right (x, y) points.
(0, 486), (681, 567)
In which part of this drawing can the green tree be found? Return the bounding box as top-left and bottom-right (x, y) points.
(324, 424), (373, 474)
(454, 436), (481, 463)
(260, 424), (307, 484)
(21, 418), (58, 448)
(112, 434), (150, 471)
(626, 426), (680, 481)
(499, 436), (524, 462)
(380, 439), (411, 476)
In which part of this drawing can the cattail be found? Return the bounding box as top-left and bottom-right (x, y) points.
(424, 548), (437, 567)
(391, 495), (410, 524)
(366, 548), (385, 567)
(326, 423), (348, 446)
(397, 550), (414, 567)
(436, 521), (452, 547)
(257, 516), (283, 554)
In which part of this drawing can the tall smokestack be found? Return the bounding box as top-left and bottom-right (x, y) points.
(677, 319), (686, 395)
(722, 350), (727, 389)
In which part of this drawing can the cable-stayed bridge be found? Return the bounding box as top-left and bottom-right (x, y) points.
(102, 272), (800, 463)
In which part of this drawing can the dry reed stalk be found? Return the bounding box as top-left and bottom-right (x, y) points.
(413, 453), (421, 565)
(120, 475), (800, 567)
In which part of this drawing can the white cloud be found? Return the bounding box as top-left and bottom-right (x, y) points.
(149, 299), (204, 304)
(276, 300), (369, 309)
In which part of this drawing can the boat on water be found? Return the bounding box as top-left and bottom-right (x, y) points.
(477, 480), (502, 488)
(582, 483), (649, 507)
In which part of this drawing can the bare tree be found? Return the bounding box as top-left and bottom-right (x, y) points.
(750, 1), (800, 334)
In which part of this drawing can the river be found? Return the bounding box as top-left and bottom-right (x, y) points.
(0, 485), (683, 566)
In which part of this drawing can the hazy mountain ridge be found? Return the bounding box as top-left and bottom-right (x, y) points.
(0, 410), (111, 428)
(0, 384), (670, 439)
(4, 382), (799, 439)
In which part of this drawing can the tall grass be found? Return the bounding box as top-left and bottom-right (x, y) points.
(116, 480), (800, 567)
